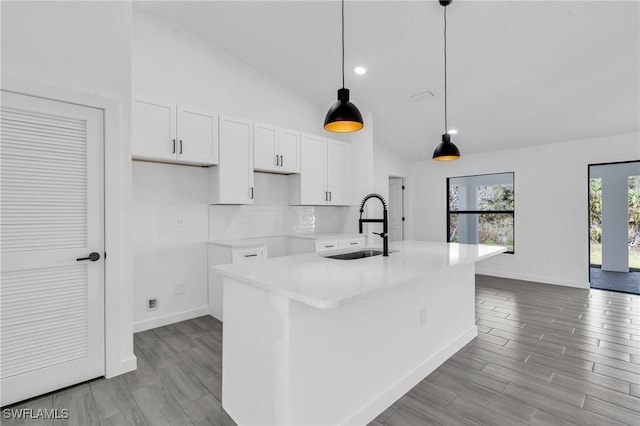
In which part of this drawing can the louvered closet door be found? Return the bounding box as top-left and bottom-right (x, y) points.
(0, 91), (105, 406)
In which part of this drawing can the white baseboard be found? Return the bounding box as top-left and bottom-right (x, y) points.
(133, 306), (210, 333)
(475, 268), (589, 289)
(343, 326), (478, 426)
(106, 355), (137, 379)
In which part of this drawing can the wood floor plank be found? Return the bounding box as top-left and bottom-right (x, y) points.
(582, 396), (640, 425)
(156, 363), (208, 405)
(89, 376), (138, 420)
(391, 395), (478, 426)
(550, 372), (636, 410)
(180, 394), (234, 426)
(131, 384), (191, 426)
(134, 331), (179, 371)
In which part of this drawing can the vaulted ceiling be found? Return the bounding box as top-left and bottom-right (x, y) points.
(135, 1), (640, 160)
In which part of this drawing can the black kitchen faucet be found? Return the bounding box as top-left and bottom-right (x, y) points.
(358, 193), (389, 256)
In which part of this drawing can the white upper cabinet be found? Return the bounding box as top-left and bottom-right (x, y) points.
(253, 122), (300, 174)
(326, 139), (351, 206)
(176, 105), (218, 165)
(277, 128), (301, 173)
(289, 134), (351, 206)
(210, 115), (254, 204)
(132, 97), (176, 162)
(132, 96), (218, 166)
(254, 123), (278, 171)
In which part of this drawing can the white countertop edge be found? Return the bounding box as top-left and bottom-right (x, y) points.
(213, 243), (506, 310)
(285, 233), (364, 241)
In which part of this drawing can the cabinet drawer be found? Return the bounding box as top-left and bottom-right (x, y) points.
(232, 247), (268, 263)
(315, 240), (341, 252)
(340, 238), (364, 249)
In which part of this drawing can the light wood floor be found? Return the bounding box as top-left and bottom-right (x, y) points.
(4, 276), (639, 425)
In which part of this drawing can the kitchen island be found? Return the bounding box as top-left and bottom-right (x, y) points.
(214, 240), (505, 426)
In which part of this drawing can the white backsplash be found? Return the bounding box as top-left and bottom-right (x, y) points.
(209, 172), (360, 241)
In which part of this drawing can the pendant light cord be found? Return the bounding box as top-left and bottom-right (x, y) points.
(444, 5), (448, 134)
(342, 0), (345, 89)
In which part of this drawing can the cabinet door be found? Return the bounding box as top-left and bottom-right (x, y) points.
(132, 97), (176, 161)
(218, 115), (254, 204)
(300, 134), (327, 205)
(327, 139), (351, 205)
(278, 128), (301, 174)
(176, 105), (218, 166)
(253, 122), (278, 172)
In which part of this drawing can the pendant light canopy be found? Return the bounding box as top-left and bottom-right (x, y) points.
(324, 0), (364, 133)
(433, 0), (460, 161)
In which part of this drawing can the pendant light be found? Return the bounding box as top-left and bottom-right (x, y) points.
(433, 0), (460, 161)
(324, 0), (364, 133)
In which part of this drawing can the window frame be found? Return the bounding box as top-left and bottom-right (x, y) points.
(446, 171), (515, 254)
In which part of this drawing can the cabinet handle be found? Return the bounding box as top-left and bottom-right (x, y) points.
(179, 140), (183, 154)
(349, 242), (358, 245)
(172, 139), (176, 154)
(325, 191), (328, 201)
(244, 253), (258, 258)
(250, 187), (254, 199)
(325, 245), (335, 248)
(280, 155), (283, 167)
(329, 192), (332, 202)
(275, 155), (279, 166)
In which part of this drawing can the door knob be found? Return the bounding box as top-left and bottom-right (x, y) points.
(76, 252), (100, 262)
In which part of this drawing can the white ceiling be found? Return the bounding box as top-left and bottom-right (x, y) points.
(135, 1), (640, 160)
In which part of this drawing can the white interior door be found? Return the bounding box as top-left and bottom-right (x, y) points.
(0, 91), (105, 406)
(388, 177), (404, 242)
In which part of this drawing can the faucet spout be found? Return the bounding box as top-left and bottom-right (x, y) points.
(358, 193), (389, 256)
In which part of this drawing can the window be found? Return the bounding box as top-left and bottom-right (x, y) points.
(447, 172), (515, 253)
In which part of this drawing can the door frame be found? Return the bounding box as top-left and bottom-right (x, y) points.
(587, 159), (640, 286)
(1, 76), (137, 379)
(388, 175), (407, 241)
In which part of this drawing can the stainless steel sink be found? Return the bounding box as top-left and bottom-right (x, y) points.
(324, 249), (392, 260)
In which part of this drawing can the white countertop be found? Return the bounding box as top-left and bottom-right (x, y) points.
(208, 239), (269, 248)
(214, 240), (506, 309)
(286, 233), (364, 240)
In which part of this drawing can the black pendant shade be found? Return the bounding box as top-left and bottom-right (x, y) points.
(324, 88), (364, 133)
(433, 134), (460, 161)
(432, 0), (460, 161)
(324, 0), (364, 133)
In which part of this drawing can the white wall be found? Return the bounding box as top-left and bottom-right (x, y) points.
(1, 1), (135, 376)
(408, 132), (640, 288)
(132, 12), (370, 330)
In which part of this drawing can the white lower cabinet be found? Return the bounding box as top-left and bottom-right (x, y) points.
(289, 236), (366, 255)
(208, 243), (268, 321)
(289, 134), (351, 205)
(210, 115), (254, 204)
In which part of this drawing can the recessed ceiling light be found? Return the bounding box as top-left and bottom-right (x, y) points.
(354, 66), (366, 75)
(447, 129), (458, 135)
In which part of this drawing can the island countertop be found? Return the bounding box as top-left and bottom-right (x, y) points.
(213, 240), (505, 309)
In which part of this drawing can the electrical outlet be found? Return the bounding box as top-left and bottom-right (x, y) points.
(419, 308), (427, 326)
(147, 298), (158, 311)
(177, 216), (186, 229)
(174, 284), (186, 295)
